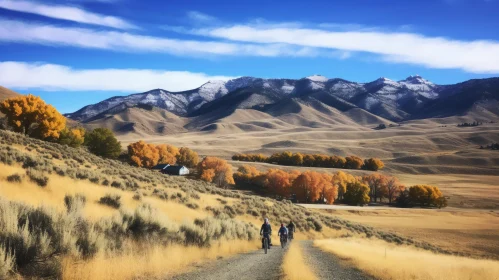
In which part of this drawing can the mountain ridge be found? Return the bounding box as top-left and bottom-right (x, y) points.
(64, 76), (499, 135)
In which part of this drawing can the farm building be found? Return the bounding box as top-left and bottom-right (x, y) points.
(161, 165), (189, 176)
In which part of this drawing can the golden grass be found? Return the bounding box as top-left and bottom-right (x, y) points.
(314, 238), (499, 280)
(324, 208), (499, 259)
(282, 242), (317, 280)
(62, 240), (259, 280)
(0, 163), (208, 223)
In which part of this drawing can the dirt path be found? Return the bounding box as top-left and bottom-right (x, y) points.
(170, 240), (372, 280)
(170, 244), (288, 280)
(300, 240), (373, 280)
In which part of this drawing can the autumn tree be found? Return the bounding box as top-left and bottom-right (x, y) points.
(84, 128), (121, 159)
(58, 127), (85, 148)
(263, 169), (293, 197)
(363, 158), (385, 171)
(127, 140), (160, 168)
(176, 147), (199, 168)
(343, 181), (370, 206)
(234, 165), (261, 183)
(385, 176), (404, 204)
(291, 171), (323, 203)
(0, 94), (66, 139)
(157, 144), (179, 165)
(333, 171), (356, 201)
(363, 173), (388, 202)
(291, 153), (304, 166)
(197, 157), (235, 188)
(345, 156), (364, 169)
(303, 154), (315, 166)
(408, 185), (445, 207)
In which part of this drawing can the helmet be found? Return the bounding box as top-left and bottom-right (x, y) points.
(281, 223), (284, 227)
(264, 218), (269, 223)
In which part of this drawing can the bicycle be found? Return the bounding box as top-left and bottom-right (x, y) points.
(261, 232), (270, 254)
(280, 234), (287, 248)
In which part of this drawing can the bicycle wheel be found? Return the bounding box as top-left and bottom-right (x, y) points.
(264, 238), (268, 254)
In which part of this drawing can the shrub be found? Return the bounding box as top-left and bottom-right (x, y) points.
(26, 169), (49, 187)
(64, 194), (87, 213)
(84, 128), (122, 159)
(99, 194), (121, 209)
(132, 192), (142, 201)
(6, 173), (22, 183)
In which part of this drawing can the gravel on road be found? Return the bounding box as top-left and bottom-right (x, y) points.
(300, 240), (373, 280)
(170, 244), (288, 280)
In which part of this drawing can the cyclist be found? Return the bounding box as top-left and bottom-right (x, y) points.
(260, 218), (272, 248)
(278, 223), (288, 242)
(287, 221), (296, 239)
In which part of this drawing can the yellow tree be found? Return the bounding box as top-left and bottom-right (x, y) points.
(333, 171), (356, 201)
(0, 94), (65, 139)
(157, 144), (179, 165)
(344, 181), (370, 206)
(345, 156), (364, 169)
(234, 165), (260, 183)
(363, 158), (385, 171)
(197, 157), (235, 188)
(176, 147), (199, 168)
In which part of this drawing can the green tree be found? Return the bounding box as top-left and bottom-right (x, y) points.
(84, 128), (121, 159)
(58, 127), (85, 148)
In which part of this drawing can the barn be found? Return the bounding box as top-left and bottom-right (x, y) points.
(161, 165), (189, 176)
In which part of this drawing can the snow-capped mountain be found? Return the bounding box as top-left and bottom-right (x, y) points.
(66, 75), (498, 123)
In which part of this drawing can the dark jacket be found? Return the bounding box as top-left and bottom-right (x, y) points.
(260, 223), (272, 234)
(287, 222), (295, 232)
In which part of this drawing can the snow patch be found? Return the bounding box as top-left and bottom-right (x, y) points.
(306, 75), (328, 82)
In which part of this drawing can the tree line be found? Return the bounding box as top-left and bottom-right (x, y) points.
(232, 152), (385, 171)
(480, 143), (499, 150)
(457, 121), (482, 127)
(233, 165), (447, 208)
(127, 141), (199, 168)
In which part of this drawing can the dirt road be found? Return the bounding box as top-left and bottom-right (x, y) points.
(170, 241), (371, 280)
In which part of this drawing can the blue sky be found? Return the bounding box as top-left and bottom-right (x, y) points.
(1, 0), (498, 113)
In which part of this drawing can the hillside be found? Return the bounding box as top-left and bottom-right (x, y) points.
(0, 86), (21, 101)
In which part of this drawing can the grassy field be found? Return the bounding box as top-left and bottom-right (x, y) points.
(314, 238), (499, 280)
(318, 207), (499, 260)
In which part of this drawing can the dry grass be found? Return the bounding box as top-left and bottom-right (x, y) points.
(314, 238), (499, 280)
(62, 240), (259, 280)
(324, 207), (499, 259)
(282, 242), (317, 280)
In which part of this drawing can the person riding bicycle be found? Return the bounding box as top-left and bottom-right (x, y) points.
(260, 218), (272, 248)
(278, 223), (288, 241)
(287, 221), (296, 239)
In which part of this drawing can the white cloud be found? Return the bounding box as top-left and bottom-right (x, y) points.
(192, 25), (499, 73)
(187, 11), (218, 23)
(0, 19), (323, 57)
(0, 0), (136, 29)
(0, 61), (236, 92)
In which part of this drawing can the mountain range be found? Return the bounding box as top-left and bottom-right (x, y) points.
(64, 75), (499, 135)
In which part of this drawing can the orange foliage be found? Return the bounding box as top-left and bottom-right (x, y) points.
(234, 165), (261, 182)
(263, 169), (293, 197)
(128, 141), (159, 168)
(291, 171), (326, 203)
(363, 158), (385, 171)
(157, 144), (179, 165)
(345, 156), (364, 169)
(0, 94), (65, 139)
(197, 157), (235, 188)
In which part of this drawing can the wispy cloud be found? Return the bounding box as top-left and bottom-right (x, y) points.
(0, 61), (236, 92)
(0, 0), (136, 29)
(187, 11), (218, 23)
(190, 25), (499, 73)
(0, 19), (324, 57)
